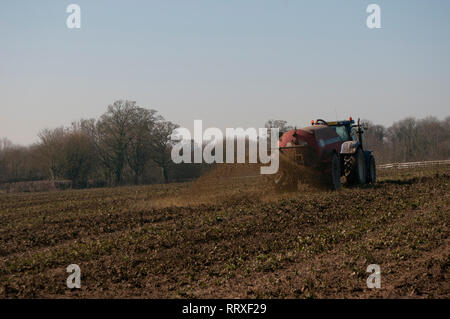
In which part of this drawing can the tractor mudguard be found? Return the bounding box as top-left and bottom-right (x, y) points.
(364, 150), (373, 172)
(340, 141), (359, 155)
(364, 150), (373, 162)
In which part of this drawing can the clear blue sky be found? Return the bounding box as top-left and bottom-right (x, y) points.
(1, 0), (449, 145)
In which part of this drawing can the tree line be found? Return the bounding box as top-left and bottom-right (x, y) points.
(0, 100), (205, 186)
(1, 103), (449, 188)
(361, 116), (450, 164)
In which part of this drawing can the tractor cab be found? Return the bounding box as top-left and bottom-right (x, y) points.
(313, 118), (357, 143)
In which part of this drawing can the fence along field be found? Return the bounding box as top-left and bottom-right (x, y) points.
(377, 159), (450, 169)
(0, 163), (448, 298)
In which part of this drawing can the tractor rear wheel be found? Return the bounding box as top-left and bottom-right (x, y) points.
(367, 155), (376, 183)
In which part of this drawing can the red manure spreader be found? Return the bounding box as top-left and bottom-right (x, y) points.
(275, 117), (376, 190)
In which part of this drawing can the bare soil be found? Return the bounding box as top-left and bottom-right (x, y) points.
(0, 166), (448, 298)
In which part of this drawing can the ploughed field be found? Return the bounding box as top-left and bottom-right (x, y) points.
(0, 165), (449, 298)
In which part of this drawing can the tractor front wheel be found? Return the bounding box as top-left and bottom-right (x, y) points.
(347, 148), (366, 185)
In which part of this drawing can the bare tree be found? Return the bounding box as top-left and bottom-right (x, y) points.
(61, 126), (98, 187)
(361, 120), (388, 163)
(95, 100), (139, 185)
(127, 108), (158, 184)
(264, 119), (294, 140)
(265, 119), (294, 130)
(37, 127), (66, 180)
(151, 118), (178, 183)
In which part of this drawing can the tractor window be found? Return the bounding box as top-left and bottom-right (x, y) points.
(335, 126), (350, 141)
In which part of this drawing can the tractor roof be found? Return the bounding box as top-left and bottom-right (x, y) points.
(303, 120), (355, 130)
(326, 120), (355, 126)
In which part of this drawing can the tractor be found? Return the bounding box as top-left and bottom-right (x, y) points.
(274, 117), (376, 190)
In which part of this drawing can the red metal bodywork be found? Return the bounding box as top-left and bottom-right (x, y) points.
(278, 125), (343, 166)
